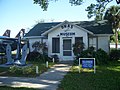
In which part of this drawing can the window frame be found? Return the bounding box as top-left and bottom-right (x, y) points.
(52, 38), (60, 53)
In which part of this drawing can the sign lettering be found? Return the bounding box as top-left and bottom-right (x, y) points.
(60, 32), (75, 36)
(79, 58), (96, 74)
(82, 60), (94, 68)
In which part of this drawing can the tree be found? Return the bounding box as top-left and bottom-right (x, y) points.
(33, 0), (120, 21)
(86, 0), (111, 20)
(33, 0), (83, 11)
(86, 0), (120, 20)
(33, 0), (120, 13)
(116, 0), (120, 4)
(104, 5), (120, 49)
(118, 31), (120, 42)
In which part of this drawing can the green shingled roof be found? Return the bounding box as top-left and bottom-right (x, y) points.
(25, 22), (60, 37)
(75, 20), (113, 34)
(25, 21), (113, 37)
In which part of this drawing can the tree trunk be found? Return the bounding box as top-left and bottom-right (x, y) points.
(115, 29), (118, 49)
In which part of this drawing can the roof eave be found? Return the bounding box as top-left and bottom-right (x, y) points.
(94, 34), (113, 36)
(23, 36), (45, 39)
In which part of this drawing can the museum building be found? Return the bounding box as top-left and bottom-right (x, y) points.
(24, 20), (113, 61)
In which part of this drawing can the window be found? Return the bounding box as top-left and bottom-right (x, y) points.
(52, 38), (60, 53)
(89, 38), (97, 50)
(75, 37), (84, 51)
(75, 37), (83, 43)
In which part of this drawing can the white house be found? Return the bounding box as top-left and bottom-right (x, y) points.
(24, 20), (113, 61)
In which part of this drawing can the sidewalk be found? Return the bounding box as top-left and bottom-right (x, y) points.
(0, 61), (72, 90)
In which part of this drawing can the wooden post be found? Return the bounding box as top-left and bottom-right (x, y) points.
(46, 61), (48, 68)
(52, 58), (55, 63)
(36, 66), (38, 74)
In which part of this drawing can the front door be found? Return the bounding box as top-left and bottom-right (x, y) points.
(63, 38), (73, 60)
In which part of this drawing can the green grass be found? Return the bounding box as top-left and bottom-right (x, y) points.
(0, 86), (39, 90)
(58, 60), (120, 90)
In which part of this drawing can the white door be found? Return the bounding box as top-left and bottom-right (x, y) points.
(62, 38), (73, 60)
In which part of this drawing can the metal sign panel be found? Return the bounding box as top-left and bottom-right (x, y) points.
(79, 58), (96, 74)
(82, 59), (94, 68)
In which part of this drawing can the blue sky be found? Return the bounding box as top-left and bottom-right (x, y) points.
(0, 0), (117, 37)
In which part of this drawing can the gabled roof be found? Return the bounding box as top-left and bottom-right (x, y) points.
(25, 22), (60, 37)
(75, 20), (113, 34)
(25, 20), (113, 37)
(41, 21), (93, 35)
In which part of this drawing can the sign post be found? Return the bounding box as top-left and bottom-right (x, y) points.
(79, 58), (96, 74)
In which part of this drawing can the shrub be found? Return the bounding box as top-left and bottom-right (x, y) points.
(38, 53), (52, 62)
(9, 66), (23, 74)
(9, 66), (36, 76)
(110, 49), (120, 61)
(74, 49), (96, 65)
(73, 59), (79, 65)
(95, 49), (109, 64)
(27, 52), (40, 61)
(80, 49), (96, 58)
(74, 48), (109, 65)
(27, 52), (51, 63)
(22, 66), (36, 75)
(51, 54), (59, 62)
(36, 54), (46, 62)
(43, 54), (51, 61)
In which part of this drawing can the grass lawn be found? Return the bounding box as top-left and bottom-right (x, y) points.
(0, 86), (39, 90)
(58, 60), (120, 90)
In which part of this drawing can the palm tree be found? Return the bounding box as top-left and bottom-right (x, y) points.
(104, 5), (120, 49)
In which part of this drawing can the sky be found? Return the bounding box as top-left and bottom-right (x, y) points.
(0, 0), (117, 37)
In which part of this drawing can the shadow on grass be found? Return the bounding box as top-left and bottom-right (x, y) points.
(0, 86), (39, 90)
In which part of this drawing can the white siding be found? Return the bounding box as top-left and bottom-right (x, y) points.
(48, 24), (88, 60)
(29, 38), (48, 52)
(98, 36), (110, 53)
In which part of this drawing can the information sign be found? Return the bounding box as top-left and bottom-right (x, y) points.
(82, 59), (94, 68)
(79, 58), (96, 74)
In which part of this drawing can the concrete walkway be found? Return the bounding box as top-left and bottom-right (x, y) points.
(0, 61), (72, 90)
